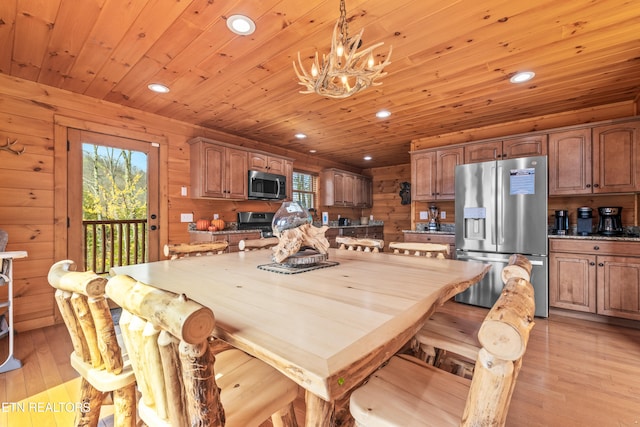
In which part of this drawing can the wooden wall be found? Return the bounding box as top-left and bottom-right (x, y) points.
(0, 73), (361, 331)
(365, 164), (412, 244)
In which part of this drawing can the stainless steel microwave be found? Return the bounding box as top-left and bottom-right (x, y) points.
(248, 170), (286, 200)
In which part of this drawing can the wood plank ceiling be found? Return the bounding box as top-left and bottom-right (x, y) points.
(1, 0), (639, 168)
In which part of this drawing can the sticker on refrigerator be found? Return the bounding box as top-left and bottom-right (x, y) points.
(509, 168), (535, 195)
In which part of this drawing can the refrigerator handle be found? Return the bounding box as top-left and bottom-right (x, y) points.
(496, 164), (503, 246)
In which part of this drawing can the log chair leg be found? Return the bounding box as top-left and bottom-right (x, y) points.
(76, 377), (105, 427)
(112, 383), (137, 427)
(270, 402), (298, 427)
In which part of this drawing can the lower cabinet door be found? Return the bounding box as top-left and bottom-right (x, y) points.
(597, 255), (640, 321)
(549, 252), (596, 313)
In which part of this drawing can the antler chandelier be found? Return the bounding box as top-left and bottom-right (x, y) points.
(293, 0), (392, 99)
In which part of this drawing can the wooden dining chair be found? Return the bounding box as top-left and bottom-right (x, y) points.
(388, 241), (450, 258)
(47, 260), (136, 427)
(105, 274), (300, 427)
(349, 274), (536, 427)
(238, 236), (279, 251)
(413, 254), (533, 377)
(163, 241), (229, 259)
(336, 236), (384, 252)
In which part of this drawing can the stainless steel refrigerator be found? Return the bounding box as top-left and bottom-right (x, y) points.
(455, 156), (548, 317)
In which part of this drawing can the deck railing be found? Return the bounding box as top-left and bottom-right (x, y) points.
(83, 219), (148, 274)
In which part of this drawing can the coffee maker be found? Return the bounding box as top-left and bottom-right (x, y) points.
(576, 207), (593, 235)
(554, 210), (569, 235)
(597, 207), (623, 236)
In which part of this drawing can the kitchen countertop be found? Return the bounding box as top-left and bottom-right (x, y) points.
(403, 230), (455, 235)
(548, 233), (640, 242)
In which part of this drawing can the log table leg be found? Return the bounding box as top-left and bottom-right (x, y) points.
(304, 392), (334, 427)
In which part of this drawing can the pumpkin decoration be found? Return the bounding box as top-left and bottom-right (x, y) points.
(196, 219), (210, 231)
(210, 219), (225, 230)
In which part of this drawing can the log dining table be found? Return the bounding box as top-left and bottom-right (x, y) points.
(111, 247), (490, 427)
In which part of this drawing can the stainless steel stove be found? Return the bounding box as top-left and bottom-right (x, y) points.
(237, 212), (275, 238)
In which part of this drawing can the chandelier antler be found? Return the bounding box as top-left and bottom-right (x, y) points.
(293, 0), (392, 99)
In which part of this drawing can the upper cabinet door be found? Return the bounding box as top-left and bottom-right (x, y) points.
(502, 135), (547, 159)
(436, 148), (463, 200)
(411, 151), (436, 201)
(225, 147), (248, 199)
(592, 122), (640, 194)
(464, 140), (501, 163)
(548, 129), (592, 195)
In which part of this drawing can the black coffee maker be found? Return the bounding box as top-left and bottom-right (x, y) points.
(577, 207), (593, 236)
(554, 210), (569, 235)
(597, 207), (623, 236)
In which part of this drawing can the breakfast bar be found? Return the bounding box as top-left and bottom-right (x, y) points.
(111, 248), (490, 426)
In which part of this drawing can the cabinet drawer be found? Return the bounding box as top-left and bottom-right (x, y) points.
(549, 238), (640, 256)
(404, 233), (455, 244)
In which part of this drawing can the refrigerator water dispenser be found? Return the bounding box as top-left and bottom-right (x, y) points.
(463, 207), (486, 240)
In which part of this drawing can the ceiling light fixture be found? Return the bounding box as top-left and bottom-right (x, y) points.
(376, 109), (391, 119)
(293, 0), (392, 99)
(227, 15), (256, 36)
(295, 133), (307, 139)
(147, 83), (170, 93)
(510, 71), (535, 84)
(364, 155), (372, 161)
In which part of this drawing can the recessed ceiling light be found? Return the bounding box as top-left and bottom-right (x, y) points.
(295, 133), (307, 139)
(227, 15), (256, 35)
(364, 155), (372, 161)
(309, 149), (317, 153)
(510, 71), (535, 84)
(376, 110), (391, 119)
(148, 83), (170, 93)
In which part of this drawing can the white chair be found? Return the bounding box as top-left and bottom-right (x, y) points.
(47, 260), (136, 427)
(349, 272), (536, 426)
(106, 274), (300, 427)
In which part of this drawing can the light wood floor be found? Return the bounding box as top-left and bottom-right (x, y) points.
(1, 303), (640, 426)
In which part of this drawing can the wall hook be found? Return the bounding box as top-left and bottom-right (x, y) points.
(1, 138), (25, 155)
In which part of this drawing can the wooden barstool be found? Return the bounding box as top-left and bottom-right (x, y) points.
(388, 242), (450, 258)
(47, 260), (136, 427)
(106, 274), (300, 427)
(349, 271), (536, 426)
(335, 236), (384, 252)
(163, 241), (229, 259)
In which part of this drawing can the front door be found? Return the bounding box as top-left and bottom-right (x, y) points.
(67, 129), (160, 272)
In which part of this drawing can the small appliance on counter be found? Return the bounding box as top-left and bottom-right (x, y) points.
(597, 207), (623, 236)
(576, 207), (593, 235)
(428, 204), (439, 231)
(338, 217), (351, 226)
(554, 209), (569, 235)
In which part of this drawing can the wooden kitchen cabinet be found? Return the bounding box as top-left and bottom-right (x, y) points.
(248, 151), (292, 176)
(464, 135), (547, 163)
(403, 232), (455, 258)
(411, 147), (463, 201)
(549, 238), (640, 321)
(189, 138), (248, 199)
(321, 169), (372, 207)
(549, 120), (640, 195)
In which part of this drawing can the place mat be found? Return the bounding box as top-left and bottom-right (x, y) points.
(257, 260), (339, 275)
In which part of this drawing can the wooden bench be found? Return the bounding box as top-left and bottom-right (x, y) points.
(47, 260), (136, 426)
(105, 274), (300, 427)
(350, 273), (536, 426)
(163, 241), (229, 259)
(389, 241), (450, 258)
(335, 236), (384, 252)
(238, 237), (279, 251)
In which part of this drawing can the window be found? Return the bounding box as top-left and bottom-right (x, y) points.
(292, 171), (317, 209)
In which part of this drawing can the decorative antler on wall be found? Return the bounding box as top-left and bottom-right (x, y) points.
(1, 138), (25, 155)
